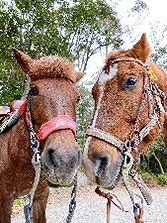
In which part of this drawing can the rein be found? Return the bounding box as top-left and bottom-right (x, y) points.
(95, 186), (128, 223)
(87, 57), (166, 223)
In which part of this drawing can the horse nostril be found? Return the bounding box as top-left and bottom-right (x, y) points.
(47, 148), (81, 169)
(70, 149), (82, 169)
(95, 156), (108, 177)
(70, 156), (77, 169)
(48, 149), (58, 167)
(78, 150), (82, 162)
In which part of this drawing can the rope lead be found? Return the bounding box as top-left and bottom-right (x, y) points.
(66, 174), (77, 223)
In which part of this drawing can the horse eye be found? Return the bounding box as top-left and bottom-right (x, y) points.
(123, 77), (137, 89)
(29, 86), (39, 96)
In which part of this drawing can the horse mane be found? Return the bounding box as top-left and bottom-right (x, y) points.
(29, 56), (77, 82)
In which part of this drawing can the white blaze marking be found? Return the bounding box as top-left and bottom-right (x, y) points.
(92, 63), (118, 127)
(98, 64), (118, 86)
(84, 63), (118, 163)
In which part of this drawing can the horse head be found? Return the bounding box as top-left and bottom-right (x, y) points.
(83, 33), (167, 189)
(13, 49), (84, 187)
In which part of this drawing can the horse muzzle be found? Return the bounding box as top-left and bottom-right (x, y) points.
(37, 114), (82, 187)
(41, 142), (82, 187)
(83, 137), (123, 189)
(94, 155), (123, 189)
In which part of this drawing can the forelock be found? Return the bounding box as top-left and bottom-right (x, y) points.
(29, 56), (77, 82)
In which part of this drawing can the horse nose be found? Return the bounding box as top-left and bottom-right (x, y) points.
(95, 156), (109, 177)
(47, 147), (81, 169)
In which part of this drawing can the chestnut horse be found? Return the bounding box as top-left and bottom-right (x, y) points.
(83, 33), (167, 221)
(0, 49), (83, 223)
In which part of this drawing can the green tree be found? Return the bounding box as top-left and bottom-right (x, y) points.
(77, 84), (94, 149)
(141, 137), (167, 174)
(0, 0), (122, 105)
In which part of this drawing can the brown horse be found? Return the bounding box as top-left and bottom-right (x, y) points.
(83, 33), (167, 219)
(0, 49), (83, 223)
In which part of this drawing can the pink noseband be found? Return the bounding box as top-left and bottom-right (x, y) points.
(37, 114), (77, 141)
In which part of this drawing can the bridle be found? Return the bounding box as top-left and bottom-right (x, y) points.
(0, 91), (78, 222)
(87, 57), (166, 223)
(21, 92), (78, 223)
(87, 57), (166, 160)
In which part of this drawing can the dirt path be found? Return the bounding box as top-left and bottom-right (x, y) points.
(12, 184), (167, 223)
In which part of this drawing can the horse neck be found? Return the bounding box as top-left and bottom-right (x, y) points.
(12, 116), (31, 149)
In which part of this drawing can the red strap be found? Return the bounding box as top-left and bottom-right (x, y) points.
(10, 100), (26, 115)
(18, 102), (26, 115)
(37, 115), (77, 141)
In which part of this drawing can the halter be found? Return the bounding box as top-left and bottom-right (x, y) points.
(37, 114), (76, 140)
(87, 57), (166, 223)
(20, 93), (77, 223)
(87, 57), (165, 158)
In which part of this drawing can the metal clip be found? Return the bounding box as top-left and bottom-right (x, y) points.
(32, 152), (41, 166)
(24, 202), (33, 223)
(123, 140), (134, 170)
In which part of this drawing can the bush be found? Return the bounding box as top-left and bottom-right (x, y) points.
(139, 171), (157, 186)
(157, 174), (167, 186)
(140, 137), (167, 174)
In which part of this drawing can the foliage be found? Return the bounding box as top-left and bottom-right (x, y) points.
(139, 137), (167, 186)
(13, 198), (23, 208)
(139, 171), (157, 187)
(111, 0), (167, 70)
(0, 61), (26, 105)
(77, 84), (94, 149)
(0, 0), (122, 105)
(147, 137), (167, 173)
(157, 174), (167, 186)
(152, 46), (167, 69)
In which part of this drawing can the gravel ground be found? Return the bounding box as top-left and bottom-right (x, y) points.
(12, 174), (167, 223)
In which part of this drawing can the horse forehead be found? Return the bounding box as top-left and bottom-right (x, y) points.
(30, 56), (76, 82)
(32, 79), (78, 99)
(98, 60), (145, 87)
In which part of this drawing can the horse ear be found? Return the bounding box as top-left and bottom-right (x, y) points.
(13, 48), (33, 74)
(131, 33), (151, 63)
(76, 71), (84, 83)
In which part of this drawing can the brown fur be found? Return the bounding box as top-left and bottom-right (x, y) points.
(0, 49), (83, 223)
(83, 33), (167, 189)
(13, 49), (83, 82)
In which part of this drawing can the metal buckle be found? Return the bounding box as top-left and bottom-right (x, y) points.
(32, 151), (41, 166)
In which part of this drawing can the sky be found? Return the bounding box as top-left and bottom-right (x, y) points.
(116, 0), (167, 20)
(144, 0), (167, 19)
(114, 0), (167, 47)
(84, 0), (167, 83)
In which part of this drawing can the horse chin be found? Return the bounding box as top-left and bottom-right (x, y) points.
(44, 170), (76, 188)
(95, 170), (122, 190)
(46, 176), (75, 188)
(46, 179), (74, 188)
